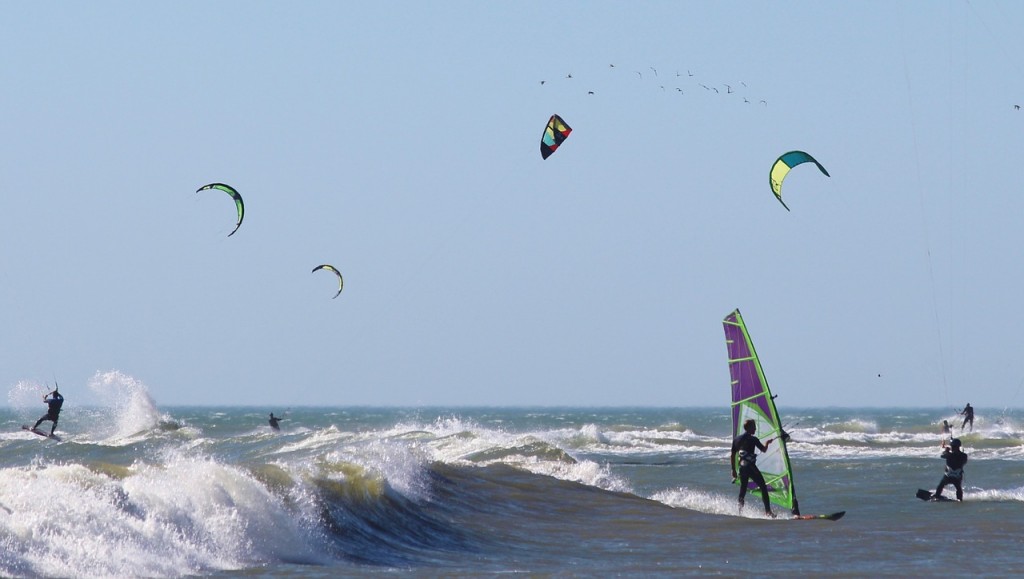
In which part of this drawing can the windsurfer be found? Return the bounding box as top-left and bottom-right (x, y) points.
(934, 438), (968, 501)
(731, 418), (775, 517)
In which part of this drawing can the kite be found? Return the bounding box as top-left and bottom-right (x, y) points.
(312, 264), (344, 299)
(540, 114), (572, 160)
(769, 151), (830, 211)
(196, 183), (244, 236)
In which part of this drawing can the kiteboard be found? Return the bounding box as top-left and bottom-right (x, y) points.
(21, 425), (61, 441)
(794, 511), (846, 521)
(916, 489), (957, 502)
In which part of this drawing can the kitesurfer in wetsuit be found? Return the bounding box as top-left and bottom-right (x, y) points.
(934, 438), (968, 501)
(940, 419), (953, 444)
(731, 418), (775, 517)
(33, 388), (64, 436)
(959, 403), (974, 432)
(268, 412), (283, 431)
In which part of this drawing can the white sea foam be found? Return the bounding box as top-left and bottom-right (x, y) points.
(6, 380), (48, 411)
(968, 486), (1024, 502)
(652, 487), (777, 519)
(0, 455), (323, 577)
(822, 418), (879, 434)
(365, 416), (637, 494)
(274, 424), (351, 455)
(328, 437), (434, 501)
(520, 457), (633, 494)
(346, 411), (1024, 475)
(84, 370), (167, 443)
(554, 424), (712, 452)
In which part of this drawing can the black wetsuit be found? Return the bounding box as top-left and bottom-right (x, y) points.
(33, 392), (64, 436)
(960, 405), (974, 431)
(934, 447), (968, 501)
(732, 431), (773, 514)
(269, 414), (281, 430)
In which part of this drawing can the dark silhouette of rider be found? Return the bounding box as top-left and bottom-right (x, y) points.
(731, 418), (776, 517)
(33, 388), (64, 436)
(934, 438), (968, 501)
(941, 419), (952, 435)
(268, 412), (283, 431)
(959, 403), (974, 432)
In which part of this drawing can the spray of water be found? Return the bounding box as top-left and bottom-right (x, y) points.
(86, 370), (166, 440)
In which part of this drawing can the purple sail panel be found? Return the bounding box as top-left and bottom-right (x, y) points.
(724, 311), (773, 426)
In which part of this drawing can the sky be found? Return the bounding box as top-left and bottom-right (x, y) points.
(2, 1), (1023, 408)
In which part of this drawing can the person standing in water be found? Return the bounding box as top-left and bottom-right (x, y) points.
(731, 418), (775, 517)
(33, 387), (64, 436)
(268, 412), (284, 431)
(934, 438), (968, 501)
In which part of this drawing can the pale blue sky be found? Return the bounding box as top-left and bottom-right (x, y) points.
(2, 1), (1022, 407)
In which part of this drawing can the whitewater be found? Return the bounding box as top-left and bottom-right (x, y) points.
(2, 371), (1024, 577)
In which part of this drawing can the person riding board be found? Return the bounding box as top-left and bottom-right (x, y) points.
(268, 412), (284, 431)
(934, 438), (968, 501)
(959, 403), (974, 432)
(731, 418), (776, 517)
(33, 387), (64, 437)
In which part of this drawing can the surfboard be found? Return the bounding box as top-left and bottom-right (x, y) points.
(21, 425), (61, 441)
(916, 489), (956, 502)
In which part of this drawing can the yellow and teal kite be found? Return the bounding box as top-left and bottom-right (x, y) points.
(540, 114), (572, 160)
(197, 183), (244, 236)
(769, 151), (830, 211)
(312, 264), (344, 299)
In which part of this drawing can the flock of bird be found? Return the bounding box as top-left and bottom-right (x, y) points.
(538, 63), (769, 107)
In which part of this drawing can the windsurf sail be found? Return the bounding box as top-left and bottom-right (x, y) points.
(723, 309), (799, 515)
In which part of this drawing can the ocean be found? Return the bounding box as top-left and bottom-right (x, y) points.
(2, 378), (1024, 576)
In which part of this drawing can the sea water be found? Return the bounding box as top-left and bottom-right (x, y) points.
(2, 374), (1023, 577)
